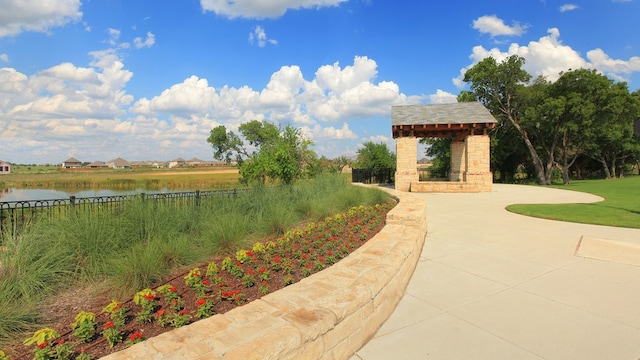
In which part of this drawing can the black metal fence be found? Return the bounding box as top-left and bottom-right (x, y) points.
(0, 189), (244, 234)
(351, 168), (395, 184)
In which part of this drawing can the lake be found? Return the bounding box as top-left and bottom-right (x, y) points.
(0, 188), (177, 202)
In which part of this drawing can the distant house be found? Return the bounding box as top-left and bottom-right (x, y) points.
(0, 160), (11, 174)
(186, 157), (203, 167)
(62, 157), (82, 168)
(85, 160), (109, 169)
(107, 157), (131, 169)
(168, 157), (186, 168)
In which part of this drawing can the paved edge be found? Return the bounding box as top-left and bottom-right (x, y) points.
(576, 236), (640, 267)
(101, 186), (427, 360)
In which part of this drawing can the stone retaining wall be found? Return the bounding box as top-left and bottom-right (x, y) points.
(103, 187), (427, 360)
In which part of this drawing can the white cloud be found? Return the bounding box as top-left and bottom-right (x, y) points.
(2, 55), (417, 163)
(134, 32), (156, 49)
(301, 122), (358, 141)
(559, 4), (579, 12)
(0, 0), (82, 37)
(249, 26), (277, 47)
(0, 54), (8, 62)
(455, 27), (640, 88)
(586, 49), (640, 81)
(455, 28), (592, 86)
(200, 0), (348, 19)
(472, 15), (528, 37)
(429, 90), (457, 104)
(133, 56), (419, 124)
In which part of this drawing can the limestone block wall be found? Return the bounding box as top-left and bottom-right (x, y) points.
(410, 134), (492, 193)
(394, 137), (418, 192)
(449, 140), (466, 182)
(102, 187), (427, 360)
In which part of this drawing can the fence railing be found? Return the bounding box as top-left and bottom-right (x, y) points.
(351, 168), (395, 184)
(0, 189), (245, 234)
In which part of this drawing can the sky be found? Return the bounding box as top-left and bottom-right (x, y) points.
(1, 0), (639, 165)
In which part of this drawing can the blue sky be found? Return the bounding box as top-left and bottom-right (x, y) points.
(1, 0), (639, 165)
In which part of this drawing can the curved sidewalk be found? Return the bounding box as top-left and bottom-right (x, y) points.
(354, 184), (640, 360)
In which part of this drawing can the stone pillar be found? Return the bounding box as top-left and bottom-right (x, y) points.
(395, 137), (418, 192)
(449, 139), (466, 182)
(464, 135), (493, 192)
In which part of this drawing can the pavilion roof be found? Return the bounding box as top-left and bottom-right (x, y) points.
(392, 102), (497, 138)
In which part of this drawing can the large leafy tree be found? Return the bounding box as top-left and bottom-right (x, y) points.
(354, 141), (396, 170)
(463, 55), (557, 184)
(584, 81), (639, 178)
(207, 120), (317, 185)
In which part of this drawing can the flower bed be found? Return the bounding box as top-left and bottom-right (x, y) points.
(3, 201), (394, 360)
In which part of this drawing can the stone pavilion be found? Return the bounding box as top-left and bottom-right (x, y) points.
(392, 102), (497, 192)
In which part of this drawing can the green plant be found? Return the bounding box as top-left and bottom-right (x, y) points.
(171, 310), (190, 328)
(72, 311), (96, 343)
(23, 328), (61, 360)
(133, 289), (157, 323)
(155, 309), (169, 327)
(75, 351), (92, 360)
(194, 298), (215, 319)
(125, 331), (144, 347)
(102, 320), (123, 348)
(184, 268), (209, 298)
(0, 350), (9, 360)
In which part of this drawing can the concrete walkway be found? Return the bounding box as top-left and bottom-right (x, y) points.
(353, 184), (640, 360)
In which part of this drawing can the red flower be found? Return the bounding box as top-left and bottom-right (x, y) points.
(246, 269), (254, 275)
(246, 250), (254, 257)
(327, 251), (333, 256)
(169, 285), (177, 292)
(143, 293), (155, 301)
(235, 261), (242, 267)
(302, 253), (308, 260)
(261, 280), (267, 286)
(305, 263), (312, 268)
(202, 279), (211, 286)
(259, 267), (266, 274)
(273, 256), (282, 263)
(196, 298), (207, 307)
(129, 332), (144, 341)
(37, 341), (48, 349)
(57, 339), (65, 345)
(104, 321), (114, 330)
(319, 257), (325, 263)
(156, 309), (166, 316)
(178, 309), (189, 316)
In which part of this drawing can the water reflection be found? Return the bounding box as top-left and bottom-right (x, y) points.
(0, 188), (176, 202)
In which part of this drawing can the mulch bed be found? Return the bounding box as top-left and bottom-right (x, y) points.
(5, 202), (394, 359)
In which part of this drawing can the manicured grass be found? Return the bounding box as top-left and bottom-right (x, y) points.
(506, 176), (640, 229)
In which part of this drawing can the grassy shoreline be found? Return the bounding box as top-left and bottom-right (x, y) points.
(0, 167), (241, 191)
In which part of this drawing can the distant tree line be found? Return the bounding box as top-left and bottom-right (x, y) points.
(426, 55), (640, 185)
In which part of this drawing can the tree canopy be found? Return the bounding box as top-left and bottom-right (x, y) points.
(353, 141), (396, 170)
(461, 56), (640, 184)
(207, 120), (318, 185)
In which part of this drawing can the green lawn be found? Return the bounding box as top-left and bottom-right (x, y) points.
(506, 176), (640, 229)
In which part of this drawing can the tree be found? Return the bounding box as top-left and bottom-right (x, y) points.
(463, 55), (556, 184)
(207, 120), (317, 185)
(353, 141), (396, 170)
(419, 137), (451, 178)
(584, 81), (639, 178)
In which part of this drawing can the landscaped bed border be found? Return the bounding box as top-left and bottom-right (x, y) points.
(102, 186), (427, 360)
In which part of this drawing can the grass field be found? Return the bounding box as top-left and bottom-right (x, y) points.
(506, 176), (640, 229)
(0, 166), (241, 191)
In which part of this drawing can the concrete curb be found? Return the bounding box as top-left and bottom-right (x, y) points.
(102, 187), (427, 360)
